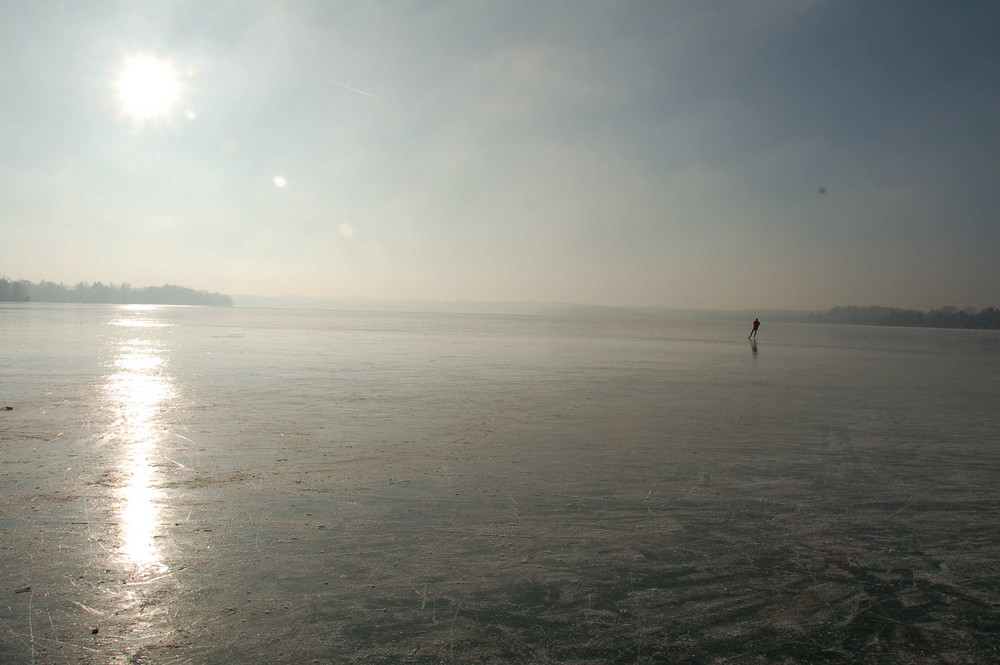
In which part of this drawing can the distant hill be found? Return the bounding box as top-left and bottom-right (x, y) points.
(539, 305), (812, 322)
(232, 294), (558, 315)
(229, 296), (1000, 330)
(231, 295), (811, 322)
(0, 278), (232, 307)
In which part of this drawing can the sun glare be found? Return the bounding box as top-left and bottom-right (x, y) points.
(117, 56), (180, 121)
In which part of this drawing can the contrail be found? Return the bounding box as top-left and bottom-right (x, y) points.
(329, 79), (379, 99)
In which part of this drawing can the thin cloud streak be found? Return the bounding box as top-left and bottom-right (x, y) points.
(327, 79), (380, 99)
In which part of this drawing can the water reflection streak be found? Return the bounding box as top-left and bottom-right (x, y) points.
(105, 308), (175, 573)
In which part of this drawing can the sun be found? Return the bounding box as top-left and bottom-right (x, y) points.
(117, 56), (181, 121)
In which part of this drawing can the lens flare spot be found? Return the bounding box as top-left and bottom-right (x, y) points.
(339, 223), (355, 239)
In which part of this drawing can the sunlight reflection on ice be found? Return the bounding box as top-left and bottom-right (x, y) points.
(112, 305), (174, 328)
(105, 309), (175, 574)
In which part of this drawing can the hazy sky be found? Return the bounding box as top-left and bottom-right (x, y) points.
(3, 1), (999, 310)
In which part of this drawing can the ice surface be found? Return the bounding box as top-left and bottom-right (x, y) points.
(1, 303), (999, 663)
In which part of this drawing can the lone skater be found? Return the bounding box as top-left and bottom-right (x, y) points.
(749, 317), (760, 339)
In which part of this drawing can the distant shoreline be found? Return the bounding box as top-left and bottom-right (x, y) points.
(803, 305), (1000, 330)
(4, 279), (996, 329)
(0, 278), (232, 307)
(233, 298), (1000, 330)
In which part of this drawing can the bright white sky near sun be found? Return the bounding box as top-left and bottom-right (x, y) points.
(2, 1), (999, 310)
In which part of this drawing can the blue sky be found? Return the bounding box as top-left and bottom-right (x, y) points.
(2, 1), (998, 310)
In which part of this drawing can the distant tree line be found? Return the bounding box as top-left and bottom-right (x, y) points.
(0, 278), (232, 307)
(808, 305), (1000, 330)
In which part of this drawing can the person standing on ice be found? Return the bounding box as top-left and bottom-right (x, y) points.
(748, 317), (760, 339)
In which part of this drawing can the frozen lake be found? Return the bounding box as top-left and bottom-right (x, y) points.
(2, 303), (999, 663)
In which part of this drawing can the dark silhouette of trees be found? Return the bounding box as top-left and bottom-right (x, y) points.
(0, 278), (31, 302)
(0, 278), (232, 307)
(808, 305), (1000, 330)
